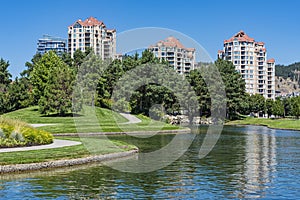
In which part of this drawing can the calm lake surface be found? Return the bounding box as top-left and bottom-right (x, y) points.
(1, 125), (300, 199)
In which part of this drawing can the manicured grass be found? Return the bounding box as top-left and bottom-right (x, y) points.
(0, 137), (136, 165)
(226, 117), (300, 131)
(2, 106), (179, 134)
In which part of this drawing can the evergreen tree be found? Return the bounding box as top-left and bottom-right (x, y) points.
(187, 69), (210, 117)
(0, 58), (12, 114)
(39, 64), (75, 116)
(0, 58), (12, 86)
(215, 59), (246, 119)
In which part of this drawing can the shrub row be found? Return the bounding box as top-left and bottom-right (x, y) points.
(0, 117), (53, 148)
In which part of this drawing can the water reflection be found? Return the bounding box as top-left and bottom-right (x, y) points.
(240, 126), (277, 198)
(1, 126), (299, 199)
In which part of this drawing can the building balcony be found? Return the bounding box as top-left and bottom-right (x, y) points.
(258, 89), (264, 93)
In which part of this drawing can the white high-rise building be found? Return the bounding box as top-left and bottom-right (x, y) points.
(68, 17), (116, 59)
(149, 36), (195, 75)
(218, 31), (275, 99)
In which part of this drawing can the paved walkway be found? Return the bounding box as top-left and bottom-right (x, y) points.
(30, 124), (56, 128)
(119, 113), (142, 124)
(0, 113), (142, 153)
(0, 139), (82, 153)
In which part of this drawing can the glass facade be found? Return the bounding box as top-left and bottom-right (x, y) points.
(37, 35), (67, 56)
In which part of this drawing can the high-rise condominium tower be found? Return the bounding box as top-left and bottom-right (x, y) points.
(218, 31), (275, 99)
(149, 36), (195, 75)
(68, 17), (116, 59)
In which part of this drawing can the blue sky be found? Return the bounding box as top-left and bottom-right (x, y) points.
(1, 0), (300, 78)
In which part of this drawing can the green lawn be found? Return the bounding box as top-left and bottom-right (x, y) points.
(2, 106), (179, 134)
(226, 117), (300, 131)
(0, 137), (136, 165)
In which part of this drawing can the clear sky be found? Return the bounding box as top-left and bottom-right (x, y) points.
(1, 0), (299, 78)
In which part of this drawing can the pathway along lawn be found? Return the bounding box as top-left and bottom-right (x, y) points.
(2, 106), (179, 134)
(0, 137), (136, 165)
(226, 117), (300, 131)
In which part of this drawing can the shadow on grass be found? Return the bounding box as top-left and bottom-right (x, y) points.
(31, 108), (39, 112)
(41, 113), (84, 117)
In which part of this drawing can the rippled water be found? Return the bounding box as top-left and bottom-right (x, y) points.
(1, 125), (300, 199)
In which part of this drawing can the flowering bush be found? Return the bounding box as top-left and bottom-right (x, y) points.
(0, 118), (53, 148)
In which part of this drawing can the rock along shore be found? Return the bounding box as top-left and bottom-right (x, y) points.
(0, 149), (137, 174)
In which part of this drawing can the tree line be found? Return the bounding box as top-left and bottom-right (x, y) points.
(1, 49), (300, 121)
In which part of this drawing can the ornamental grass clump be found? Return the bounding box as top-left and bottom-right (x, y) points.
(0, 117), (53, 148)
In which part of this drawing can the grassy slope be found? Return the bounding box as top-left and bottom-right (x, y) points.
(0, 137), (136, 165)
(2, 106), (179, 133)
(226, 117), (300, 131)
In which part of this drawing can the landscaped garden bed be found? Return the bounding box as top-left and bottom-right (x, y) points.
(0, 117), (53, 148)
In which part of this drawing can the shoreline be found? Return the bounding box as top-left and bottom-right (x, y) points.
(0, 149), (138, 174)
(52, 128), (191, 137)
(225, 123), (300, 132)
(0, 128), (190, 174)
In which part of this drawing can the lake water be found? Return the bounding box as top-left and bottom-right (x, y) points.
(1, 125), (300, 199)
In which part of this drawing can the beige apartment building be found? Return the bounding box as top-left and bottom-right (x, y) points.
(218, 31), (275, 99)
(149, 37), (195, 74)
(68, 17), (116, 59)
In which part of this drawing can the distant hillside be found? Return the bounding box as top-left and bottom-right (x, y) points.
(275, 76), (300, 95)
(276, 62), (300, 81)
(275, 62), (300, 95)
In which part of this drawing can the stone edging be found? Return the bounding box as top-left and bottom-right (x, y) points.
(0, 149), (138, 174)
(53, 128), (191, 137)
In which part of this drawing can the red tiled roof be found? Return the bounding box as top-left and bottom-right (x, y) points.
(107, 29), (116, 32)
(257, 42), (265, 46)
(69, 17), (105, 28)
(224, 30), (255, 43)
(267, 58), (275, 63)
(218, 50), (224, 54)
(186, 47), (195, 51)
(151, 36), (195, 51)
